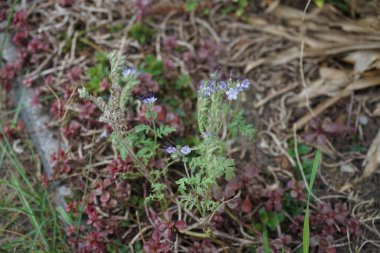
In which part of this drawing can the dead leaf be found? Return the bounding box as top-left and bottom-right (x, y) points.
(293, 75), (380, 130)
(355, 129), (380, 183)
(344, 51), (379, 73)
(12, 139), (24, 154)
(372, 103), (380, 116)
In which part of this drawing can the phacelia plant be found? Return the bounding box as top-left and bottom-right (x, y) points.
(78, 52), (255, 236)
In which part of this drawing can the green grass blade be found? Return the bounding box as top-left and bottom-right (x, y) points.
(303, 206), (310, 253)
(0, 0), (18, 62)
(308, 149), (321, 190)
(262, 226), (271, 253)
(303, 149), (321, 253)
(11, 88), (24, 127)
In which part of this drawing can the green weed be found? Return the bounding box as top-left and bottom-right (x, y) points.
(302, 150), (321, 253)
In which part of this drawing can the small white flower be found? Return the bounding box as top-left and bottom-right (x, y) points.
(122, 67), (138, 78)
(78, 87), (88, 98)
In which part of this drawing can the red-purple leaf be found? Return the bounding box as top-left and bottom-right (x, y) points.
(100, 191), (110, 203)
(243, 166), (258, 179)
(241, 196), (253, 213)
(322, 121), (347, 134)
(163, 210), (171, 221)
(317, 134), (329, 148)
(175, 220), (187, 230)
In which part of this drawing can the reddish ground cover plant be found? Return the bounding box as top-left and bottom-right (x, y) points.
(304, 117), (355, 148)
(1, 1), (375, 253)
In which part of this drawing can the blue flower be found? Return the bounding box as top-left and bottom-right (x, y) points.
(142, 95), (157, 104)
(180, 146), (192, 155)
(165, 146), (176, 154)
(122, 67), (138, 78)
(199, 80), (217, 97)
(237, 79), (250, 91)
(226, 88), (238, 100)
(203, 131), (211, 139)
(218, 80), (227, 90)
(203, 87), (212, 96)
(208, 81), (216, 93)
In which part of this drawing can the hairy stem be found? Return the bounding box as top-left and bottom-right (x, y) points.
(116, 132), (152, 183)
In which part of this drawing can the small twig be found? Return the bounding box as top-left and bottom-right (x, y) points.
(254, 83), (298, 108)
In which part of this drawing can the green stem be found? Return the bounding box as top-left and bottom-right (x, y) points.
(116, 132), (152, 183)
(151, 117), (157, 147)
(180, 230), (209, 239)
(0, 0), (18, 62)
(162, 158), (179, 178)
(183, 160), (190, 178)
(183, 161), (203, 216)
(180, 230), (226, 251)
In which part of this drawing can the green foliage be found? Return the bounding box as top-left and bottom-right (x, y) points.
(288, 143), (314, 182)
(283, 193), (303, 216)
(185, 0), (200, 12)
(111, 133), (129, 161)
(129, 22), (155, 44)
(140, 54), (164, 85)
(288, 143), (312, 157)
(259, 208), (285, 230)
(190, 138), (234, 181)
(173, 78), (255, 218)
(156, 124), (176, 138)
(222, 0), (248, 16)
(176, 173), (219, 215)
(120, 76), (140, 111)
(57, 206), (74, 224)
(303, 150), (321, 253)
(350, 135), (367, 153)
(108, 51), (126, 76)
(108, 23), (125, 33)
(314, 0), (325, 7)
(0, 0), (18, 62)
(0, 131), (69, 252)
(134, 124), (151, 134)
(80, 51), (255, 227)
(86, 52), (109, 92)
(262, 226), (271, 253)
(234, 0), (248, 16)
(122, 171), (142, 180)
(228, 111), (256, 140)
(314, 0), (351, 12)
(146, 183), (167, 203)
(175, 74), (191, 90)
(133, 133), (158, 164)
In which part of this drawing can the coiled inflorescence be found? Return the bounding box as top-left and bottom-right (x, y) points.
(198, 78), (250, 100)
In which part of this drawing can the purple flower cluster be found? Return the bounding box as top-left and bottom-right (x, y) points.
(198, 79), (251, 100)
(226, 88), (238, 100)
(165, 145), (192, 155)
(226, 79), (250, 100)
(198, 80), (216, 97)
(237, 79), (250, 91)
